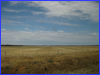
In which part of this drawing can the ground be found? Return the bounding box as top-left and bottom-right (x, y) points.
(1, 46), (99, 74)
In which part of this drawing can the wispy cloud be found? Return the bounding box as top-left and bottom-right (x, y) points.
(5, 16), (80, 26)
(9, 16), (29, 18)
(1, 19), (48, 29)
(25, 27), (28, 30)
(9, 1), (99, 22)
(9, 1), (22, 5)
(25, 27), (32, 31)
(23, 24), (48, 29)
(32, 11), (45, 15)
(35, 19), (81, 26)
(1, 19), (22, 25)
(2, 8), (28, 13)
(2, 29), (6, 31)
(89, 33), (99, 36)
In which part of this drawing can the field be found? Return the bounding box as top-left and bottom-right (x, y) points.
(1, 46), (99, 74)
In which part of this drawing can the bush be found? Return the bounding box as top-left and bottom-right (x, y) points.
(61, 53), (64, 55)
(47, 59), (54, 62)
(33, 61), (39, 64)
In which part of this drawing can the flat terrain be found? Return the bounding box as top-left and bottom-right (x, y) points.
(1, 46), (99, 57)
(1, 46), (99, 74)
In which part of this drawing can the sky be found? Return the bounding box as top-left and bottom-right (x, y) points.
(1, 1), (99, 45)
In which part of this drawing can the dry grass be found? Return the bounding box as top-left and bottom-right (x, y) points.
(1, 46), (99, 74)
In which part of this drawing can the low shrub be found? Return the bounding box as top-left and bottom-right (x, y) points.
(33, 61), (39, 64)
(47, 59), (54, 62)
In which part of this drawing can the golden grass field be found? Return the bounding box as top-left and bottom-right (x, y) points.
(1, 46), (99, 74)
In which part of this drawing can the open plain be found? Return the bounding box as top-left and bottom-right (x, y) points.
(1, 46), (99, 74)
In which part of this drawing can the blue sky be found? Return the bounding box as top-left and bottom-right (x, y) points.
(1, 1), (99, 45)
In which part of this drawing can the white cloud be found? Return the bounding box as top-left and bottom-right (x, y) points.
(9, 16), (29, 18)
(7, 16), (80, 26)
(35, 19), (81, 26)
(25, 27), (28, 30)
(25, 27), (32, 32)
(89, 33), (99, 36)
(9, 1), (21, 5)
(32, 11), (45, 15)
(1, 29), (99, 45)
(9, 1), (99, 22)
(1, 19), (22, 25)
(58, 30), (64, 33)
(2, 8), (28, 13)
(1, 19), (22, 24)
(2, 29), (6, 30)
(1, 19), (48, 29)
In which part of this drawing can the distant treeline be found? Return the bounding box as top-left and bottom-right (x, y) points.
(1, 45), (23, 46)
(1, 45), (99, 46)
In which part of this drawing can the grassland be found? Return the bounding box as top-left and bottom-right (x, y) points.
(1, 46), (99, 74)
